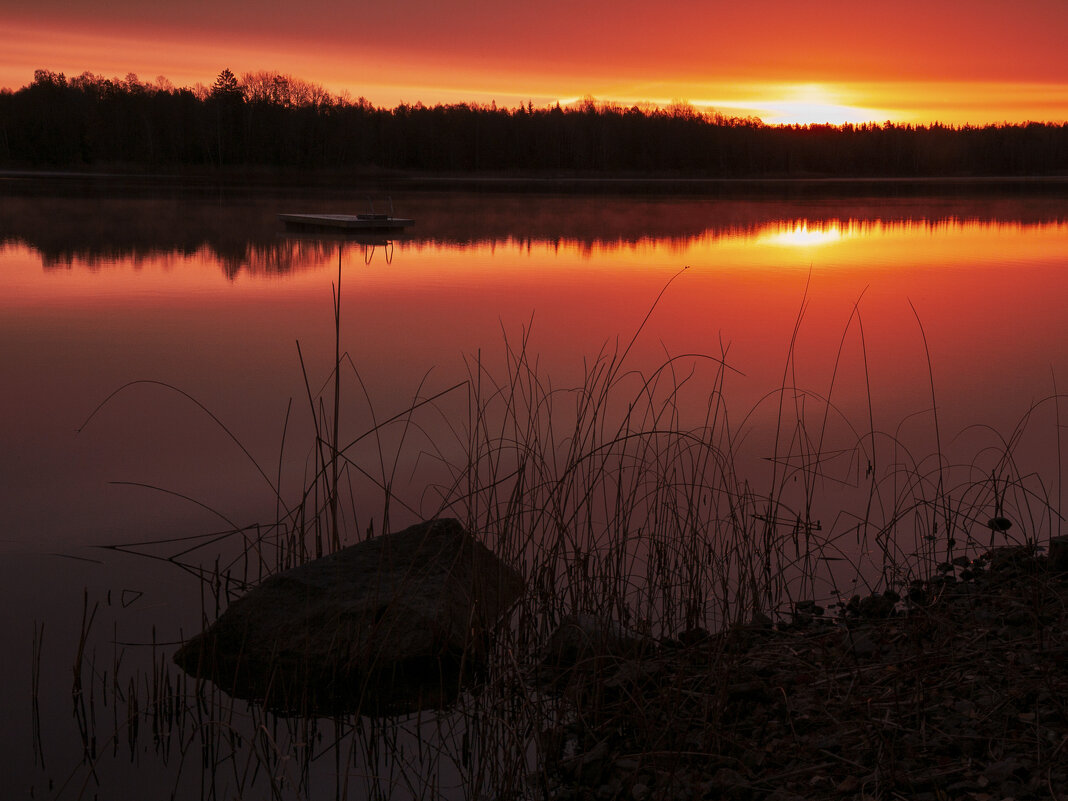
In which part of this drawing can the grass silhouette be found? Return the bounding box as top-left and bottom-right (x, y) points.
(50, 266), (1066, 800)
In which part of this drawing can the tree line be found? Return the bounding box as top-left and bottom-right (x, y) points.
(2, 68), (1067, 177)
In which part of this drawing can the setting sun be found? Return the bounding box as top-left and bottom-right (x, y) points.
(687, 83), (895, 126)
(751, 84), (886, 126)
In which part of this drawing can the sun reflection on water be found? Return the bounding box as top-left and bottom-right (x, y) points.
(758, 222), (848, 248)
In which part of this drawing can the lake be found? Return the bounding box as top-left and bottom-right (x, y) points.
(3, 179), (1068, 798)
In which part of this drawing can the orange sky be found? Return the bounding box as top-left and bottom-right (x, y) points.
(3, 0), (1068, 125)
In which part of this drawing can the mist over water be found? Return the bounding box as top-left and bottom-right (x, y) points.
(3, 185), (1067, 797)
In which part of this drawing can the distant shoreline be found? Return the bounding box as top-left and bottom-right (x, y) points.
(4, 167), (1068, 197)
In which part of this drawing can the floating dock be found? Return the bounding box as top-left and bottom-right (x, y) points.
(278, 213), (415, 232)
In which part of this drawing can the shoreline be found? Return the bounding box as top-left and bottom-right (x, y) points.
(539, 540), (1068, 800)
(4, 167), (1068, 197)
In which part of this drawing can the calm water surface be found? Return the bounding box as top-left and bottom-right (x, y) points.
(3, 185), (1067, 796)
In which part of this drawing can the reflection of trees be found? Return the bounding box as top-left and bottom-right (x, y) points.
(217, 240), (340, 278)
(2, 70), (1068, 175)
(0, 193), (335, 277)
(28, 239), (346, 277)
(4, 189), (1068, 277)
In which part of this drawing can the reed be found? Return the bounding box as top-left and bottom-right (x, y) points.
(50, 270), (1066, 800)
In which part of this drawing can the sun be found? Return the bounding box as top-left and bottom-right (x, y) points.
(688, 82), (893, 127)
(757, 84), (878, 126)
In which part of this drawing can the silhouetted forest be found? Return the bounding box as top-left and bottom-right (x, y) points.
(3, 69), (1068, 177)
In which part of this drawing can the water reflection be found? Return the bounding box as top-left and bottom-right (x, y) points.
(4, 190), (1068, 276)
(4, 188), (1066, 560)
(5, 187), (1068, 799)
(758, 221), (847, 247)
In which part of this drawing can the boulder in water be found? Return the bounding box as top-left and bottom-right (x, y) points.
(173, 518), (525, 716)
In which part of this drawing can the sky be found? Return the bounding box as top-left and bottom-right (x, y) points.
(3, 0), (1068, 125)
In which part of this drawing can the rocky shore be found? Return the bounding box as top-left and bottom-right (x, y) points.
(538, 541), (1068, 800)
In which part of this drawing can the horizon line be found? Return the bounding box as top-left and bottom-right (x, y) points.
(7, 67), (1068, 130)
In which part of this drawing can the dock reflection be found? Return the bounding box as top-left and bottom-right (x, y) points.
(4, 187), (1068, 277)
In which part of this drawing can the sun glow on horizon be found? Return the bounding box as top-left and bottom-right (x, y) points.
(689, 83), (898, 126)
(555, 82), (904, 126)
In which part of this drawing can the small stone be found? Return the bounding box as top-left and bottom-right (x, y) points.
(596, 776), (623, 799)
(678, 627), (710, 646)
(1001, 608), (1031, 626)
(728, 680), (768, 701)
(794, 599), (824, 616)
(988, 516), (1013, 533)
(1049, 534), (1068, 571)
(580, 739), (610, 767)
(630, 783), (650, 801)
(545, 614), (652, 669)
(837, 775), (860, 792)
(983, 757), (1023, 784)
(711, 767), (748, 789)
(849, 632), (878, 658)
(750, 611), (773, 628)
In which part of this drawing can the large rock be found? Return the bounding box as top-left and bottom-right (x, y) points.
(173, 518), (524, 716)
